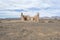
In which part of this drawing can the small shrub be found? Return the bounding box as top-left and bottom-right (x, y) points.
(48, 21), (54, 23)
(0, 26), (3, 28)
(0, 21), (2, 23)
(40, 21), (45, 23)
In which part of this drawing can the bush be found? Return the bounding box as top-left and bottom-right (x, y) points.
(0, 21), (2, 23)
(48, 21), (54, 23)
(0, 26), (3, 28)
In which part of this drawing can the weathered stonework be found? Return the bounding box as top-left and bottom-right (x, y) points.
(21, 13), (39, 22)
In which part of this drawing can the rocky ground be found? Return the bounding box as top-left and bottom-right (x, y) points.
(0, 20), (60, 40)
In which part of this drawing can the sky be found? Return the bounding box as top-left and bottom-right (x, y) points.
(0, 0), (60, 18)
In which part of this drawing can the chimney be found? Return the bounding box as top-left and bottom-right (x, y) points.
(21, 12), (23, 17)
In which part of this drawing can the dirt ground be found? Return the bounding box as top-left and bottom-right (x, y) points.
(0, 19), (60, 40)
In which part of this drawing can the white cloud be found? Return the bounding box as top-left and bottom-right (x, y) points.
(0, 0), (51, 9)
(0, 0), (60, 18)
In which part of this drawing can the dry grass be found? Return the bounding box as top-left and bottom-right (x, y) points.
(0, 19), (60, 40)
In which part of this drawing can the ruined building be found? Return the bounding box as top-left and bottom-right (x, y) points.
(21, 13), (39, 22)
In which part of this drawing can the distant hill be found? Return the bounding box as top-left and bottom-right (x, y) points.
(41, 16), (60, 20)
(0, 18), (21, 20)
(0, 16), (60, 20)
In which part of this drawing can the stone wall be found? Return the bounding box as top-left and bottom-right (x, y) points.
(21, 13), (39, 22)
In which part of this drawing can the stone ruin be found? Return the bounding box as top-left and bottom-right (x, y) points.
(21, 13), (39, 22)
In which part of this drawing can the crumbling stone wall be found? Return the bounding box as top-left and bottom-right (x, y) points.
(21, 13), (39, 22)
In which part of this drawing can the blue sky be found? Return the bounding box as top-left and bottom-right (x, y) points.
(0, 0), (60, 18)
